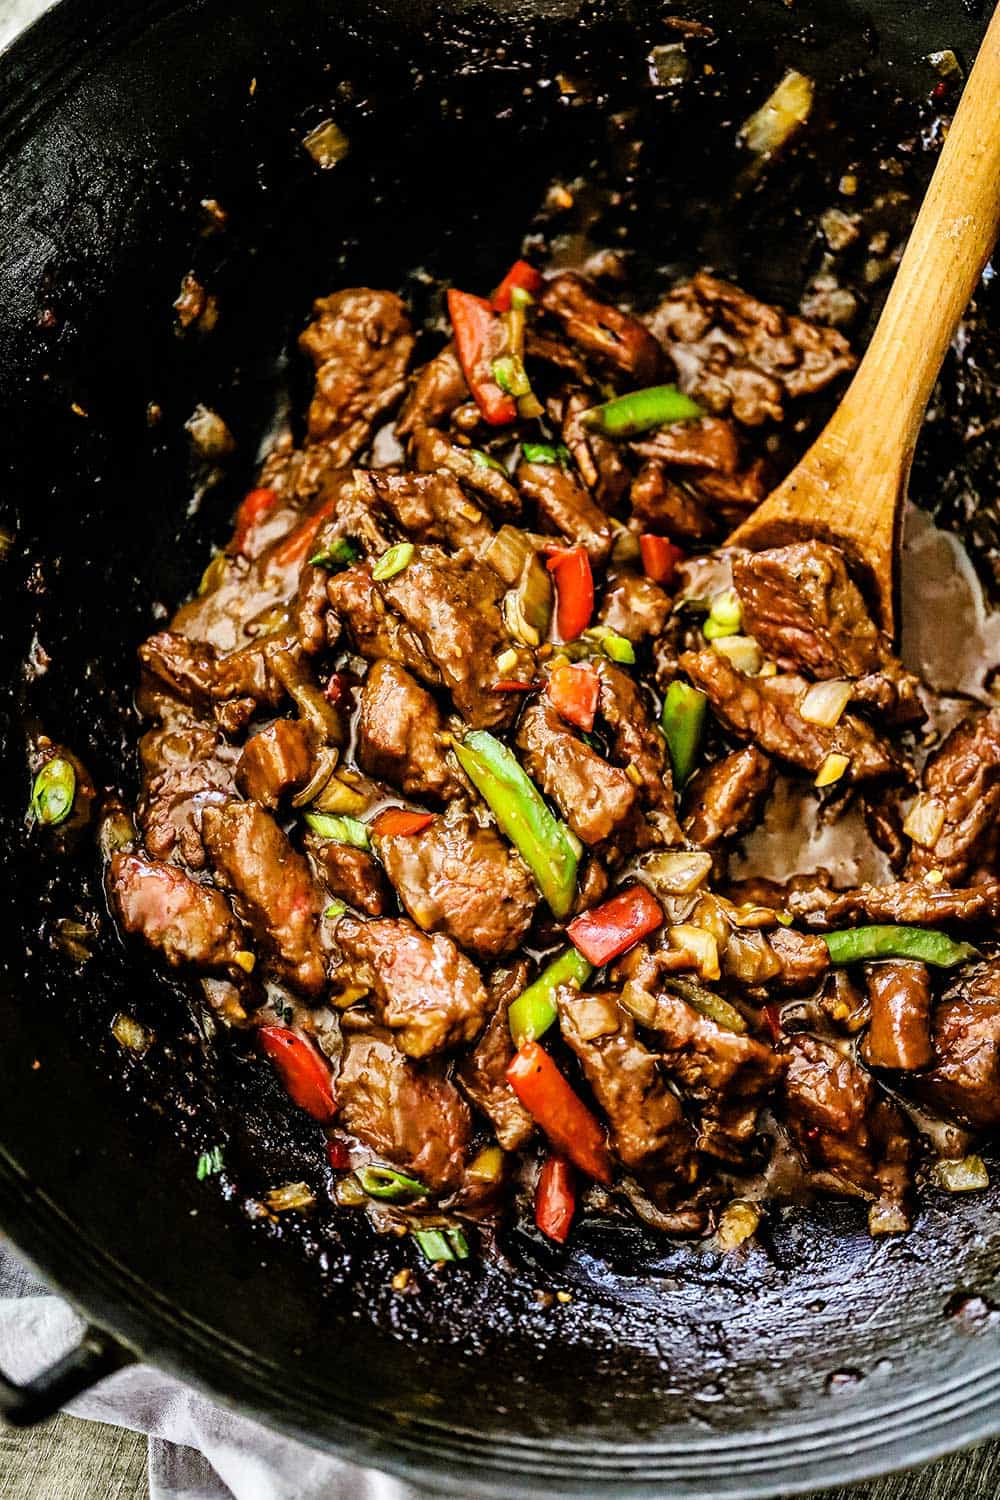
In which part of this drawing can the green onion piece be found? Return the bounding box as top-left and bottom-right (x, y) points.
(509, 284), (534, 310)
(454, 731), (580, 919)
(31, 758), (76, 827)
(580, 384), (704, 439)
(196, 1146), (224, 1180)
(824, 926), (979, 969)
(309, 536), (359, 572)
(508, 948), (593, 1047)
(413, 1227), (470, 1263)
(355, 1164), (427, 1202)
(703, 587), (743, 640)
(324, 899), (347, 919)
(304, 811), (370, 849)
(601, 634), (636, 665)
(371, 541), (415, 582)
(470, 449), (509, 476)
(522, 442), (571, 467)
(664, 975), (747, 1034)
(661, 681), (707, 785)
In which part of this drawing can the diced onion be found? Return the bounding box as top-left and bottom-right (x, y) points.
(503, 589), (541, 648)
(302, 119), (350, 168)
(814, 752), (850, 788)
(112, 1013), (151, 1051)
(903, 794), (946, 848)
(710, 635), (762, 675)
(186, 404), (235, 460)
(266, 1181), (317, 1212)
(311, 775), (368, 816)
(468, 1146), (504, 1183)
(935, 1155), (990, 1192)
(740, 70), (814, 157)
(620, 980), (658, 1027)
(496, 647), (519, 677)
(799, 679), (852, 728)
(290, 745), (340, 808)
(716, 1200), (761, 1251)
(668, 924), (721, 981)
(572, 994), (622, 1041)
(639, 850), (713, 896)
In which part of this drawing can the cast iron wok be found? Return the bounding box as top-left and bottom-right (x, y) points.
(1, 0), (999, 1494)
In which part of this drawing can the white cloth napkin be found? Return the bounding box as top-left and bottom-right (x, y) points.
(0, 1241), (428, 1500)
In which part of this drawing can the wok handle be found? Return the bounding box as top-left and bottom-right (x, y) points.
(0, 1327), (133, 1426)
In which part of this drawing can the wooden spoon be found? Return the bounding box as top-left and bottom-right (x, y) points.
(728, 7), (1000, 636)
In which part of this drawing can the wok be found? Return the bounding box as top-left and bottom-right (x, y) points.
(1, 0), (999, 1495)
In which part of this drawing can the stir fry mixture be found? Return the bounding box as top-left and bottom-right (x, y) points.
(42, 258), (1000, 1259)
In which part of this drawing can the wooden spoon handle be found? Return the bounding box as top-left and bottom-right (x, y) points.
(831, 7), (1000, 462)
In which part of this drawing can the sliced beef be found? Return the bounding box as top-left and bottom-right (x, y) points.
(556, 388), (630, 510)
(733, 542), (882, 678)
(917, 962), (1000, 1129)
(540, 272), (663, 383)
(353, 466), (494, 555)
(410, 426), (521, 518)
(766, 927), (830, 992)
(632, 417), (740, 475)
(862, 961), (933, 1071)
(137, 714), (239, 870)
(516, 460), (613, 564)
(646, 272), (855, 426)
(396, 344), (468, 435)
(299, 288), (415, 454)
(684, 746), (774, 848)
(337, 1023), (471, 1190)
(905, 711), (1000, 884)
(375, 803), (536, 960)
(516, 699), (637, 846)
(597, 572), (672, 643)
(630, 462), (716, 543)
(292, 564), (334, 655)
(337, 917), (490, 1058)
(139, 632), (287, 733)
(236, 720), (313, 809)
(595, 660), (683, 845)
(109, 852), (246, 974)
(558, 991), (691, 1174)
(680, 650), (900, 784)
(306, 836), (389, 917)
(202, 801), (328, 997)
(357, 659), (465, 802)
(326, 562), (435, 682)
(789, 877), (1000, 928)
(458, 1003), (535, 1151)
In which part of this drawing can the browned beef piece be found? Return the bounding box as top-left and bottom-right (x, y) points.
(597, 572), (671, 643)
(863, 792), (909, 873)
(595, 660), (683, 845)
(632, 417), (740, 475)
(292, 565), (333, 655)
(354, 466), (494, 555)
(905, 711), (1000, 884)
(257, 434), (352, 512)
(557, 389), (630, 510)
(410, 426), (521, 518)
(396, 344), (468, 435)
(723, 870), (832, 912)
(109, 852), (246, 974)
(558, 992), (691, 1174)
(680, 650), (900, 784)
(540, 273), (663, 383)
(357, 660), (464, 802)
(862, 961), (933, 1071)
(789, 878), (1000, 928)
(337, 917), (490, 1057)
(137, 714), (239, 870)
(524, 327), (594, 385)
(376, 803), (536, 960)
(733, 542), (882, 678)
(782, 1034), (912, 1218)
(337, 1022), (471, 1190)
(630, 462), (715, 542)
(645, 272), (855, 426)
(139, 632), (287, 733)
(202, 801), (328, 997)
(516, 700), (637, 846)
(458, 1003), (535, 1151)
(306, 836), (389, 917)
(767, 927), (830, 991)
(691, 458), (768, 513)
(326, 563), (436, 682)
(299, 288), (415, 453)
(684, 746), (774, 847)
(516, 460), (613, 565)
(236, 720), (312, 809)
(917, 963), (1000, 1129)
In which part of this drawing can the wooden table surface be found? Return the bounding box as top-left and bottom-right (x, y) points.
(1, 1414), (997, 1499)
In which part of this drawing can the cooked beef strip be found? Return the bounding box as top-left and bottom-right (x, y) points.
(137, 711), (239, 870)
(410, 426), (521, 518)
(631, 416), (741, 475)
(327, 562), (437, 682)
(139, 631), (288, 733)
(235, 719), (313, 809)
(558, 991), (692, 1175)
(357, 659), (465, 802)
(916, 962), (1000, 1129)
(353, 465), (495, 555)
(766, 927), (831, 992)
(306, 836), (389, 917)
(646, 271), (855, 426)
(299, 288), (415, 453)
(680, 650), (901, 784)
(862, 961), (933, 1071)
(396, 344), (468, 435)
(597, 572), (672, 643)
(337, 916), (490, 1058)
(540, 272), (663, 383)
(516, 699), (637, 846)
(863, 792), (909, 873)
(556, 388), (630, 509)
(336, 1021), (472, 1190)
(516, 459), (613, 564)
(202, 801), (328, 997)
(292, 564), (334, 655)
(788, 877), (1000, 928)
(375, 803), (536, 960)
(905, 710), (1000, 884)
(595, 659), (683, 845)
(629, 462), (716, 543)
(458, 1001), (535, 1151)
(684, 746), (775, 848)
(110, 852), (247, 974)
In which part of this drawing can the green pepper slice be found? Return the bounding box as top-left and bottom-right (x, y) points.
(824, 926), (978, 968)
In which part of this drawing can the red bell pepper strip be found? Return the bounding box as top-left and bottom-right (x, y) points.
(535, 1154), (576, 1243)
(492, 259), (543, 312)
(491, 679), (539, 693)
(268, 494), (338, 572)
(258, 1026), (337, 1122)
(507, 1043), (612, 1183)
(233, 487), (279, 555)
(547, 661), (600, 732)
(762, 1003), (783, 1045)
(567, 884), (664, 966)
(639, 533), (684, 586)
(546, 546), (594, 641)
(325, 1137), (351, 1170)
(324, 672), (348, 704)
(372, 808), (436, 838)
(447, 288), (517, 426)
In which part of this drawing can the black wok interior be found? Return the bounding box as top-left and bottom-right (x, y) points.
(1, 0), (999, 1494)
